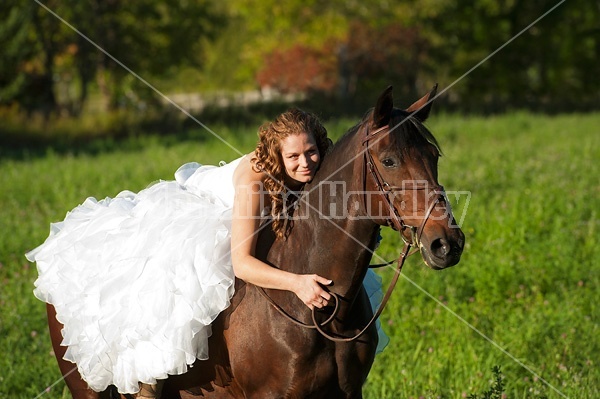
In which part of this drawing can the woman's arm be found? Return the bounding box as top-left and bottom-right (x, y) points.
(231, 159), (331, 310)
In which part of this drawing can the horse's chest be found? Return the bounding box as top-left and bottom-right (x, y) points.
(229, 335), (361, 396)
(224, 287), (374, 397)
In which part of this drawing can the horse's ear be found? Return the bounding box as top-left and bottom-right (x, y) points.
(406, 84), (438, 122)
(373, 86), (394, 128)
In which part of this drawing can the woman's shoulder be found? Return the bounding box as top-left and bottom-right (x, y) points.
(233, 152), (266, 187)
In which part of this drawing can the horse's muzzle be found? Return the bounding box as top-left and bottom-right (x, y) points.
(421, 227), (465, 269)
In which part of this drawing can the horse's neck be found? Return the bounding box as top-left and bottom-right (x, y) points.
(290, 133), (379, 299)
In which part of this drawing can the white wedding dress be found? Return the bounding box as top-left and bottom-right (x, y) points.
(26, 157), (388, 394)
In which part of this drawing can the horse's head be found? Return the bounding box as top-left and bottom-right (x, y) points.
(361, 86), (464, 269)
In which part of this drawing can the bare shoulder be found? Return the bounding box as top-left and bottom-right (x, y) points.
(232, 152), (268, 218)
(233, 151), (265, 187)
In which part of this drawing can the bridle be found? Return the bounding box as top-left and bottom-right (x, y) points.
(258, 121), (447, 343)
(362, 123), (446, 248)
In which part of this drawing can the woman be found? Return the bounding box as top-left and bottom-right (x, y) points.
(231, 108), (333, 310)
(26, 108), (386, 398)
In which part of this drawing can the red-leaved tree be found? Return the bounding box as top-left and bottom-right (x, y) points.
(256, 21), (429, 101)
(256, 43), (338, 94)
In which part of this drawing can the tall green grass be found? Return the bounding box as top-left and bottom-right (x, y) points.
(364, 112), (598, 398)
(0, 113), (597, 398)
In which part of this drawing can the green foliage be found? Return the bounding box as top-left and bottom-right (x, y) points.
(467, 366), (505, 399)
(205, 0), (600, 111)
(4, 1), (599, 114)
(0, 0), (225, 114)
(0, 1), (35, 101)
(1, 112), (598, 398)
(425, 0), (600, 111)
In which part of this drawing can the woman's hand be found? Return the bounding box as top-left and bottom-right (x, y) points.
(292, 274), (333, 310)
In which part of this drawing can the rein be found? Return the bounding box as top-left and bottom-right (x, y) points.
(258, 238), (410, 338)
(258, 123), (445, 342)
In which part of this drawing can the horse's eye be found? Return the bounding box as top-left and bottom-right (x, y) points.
(381, 158), (396, 168)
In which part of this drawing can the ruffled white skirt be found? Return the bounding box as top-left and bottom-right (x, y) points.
(26, 158), (387, 394)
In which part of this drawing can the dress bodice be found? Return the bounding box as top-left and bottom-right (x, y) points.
(175, 156), (244, 208)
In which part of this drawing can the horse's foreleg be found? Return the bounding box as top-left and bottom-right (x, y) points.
(46, 303), (101, 399)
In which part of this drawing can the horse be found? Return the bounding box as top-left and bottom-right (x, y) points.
(45, 85), (465, 398)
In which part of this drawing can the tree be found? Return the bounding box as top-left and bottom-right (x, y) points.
(341, 21), (429, 102)
(204, 0), (354, 91)
(0, 0), (64, 117)
(420, 0), (600, 111)
(256, 43), (338, 94)
(215, 0), (428, 103)
(3, 0), (598, 116)
(0, 0), (225, 115)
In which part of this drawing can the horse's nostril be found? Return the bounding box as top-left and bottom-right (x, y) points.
(431, 238), (450, 258)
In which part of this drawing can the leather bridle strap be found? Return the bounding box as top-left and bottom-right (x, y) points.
(362, 124), (446, 247)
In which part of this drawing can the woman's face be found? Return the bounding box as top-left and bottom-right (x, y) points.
(280, 132), (321, 185)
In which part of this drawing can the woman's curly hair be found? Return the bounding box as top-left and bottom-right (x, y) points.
(252, 108), (331, 239)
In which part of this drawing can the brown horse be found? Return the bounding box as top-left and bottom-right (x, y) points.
(46, 86), (464, 398)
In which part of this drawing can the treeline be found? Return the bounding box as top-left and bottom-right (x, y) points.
(1, 0), (598, 119)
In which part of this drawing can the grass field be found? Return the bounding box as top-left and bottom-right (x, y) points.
(0, 112), (598, 398)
